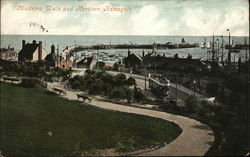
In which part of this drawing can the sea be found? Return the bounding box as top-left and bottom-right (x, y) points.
(1, 35), (249, 62)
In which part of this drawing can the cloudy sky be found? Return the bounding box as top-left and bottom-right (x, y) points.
(1, 0), (249, 36)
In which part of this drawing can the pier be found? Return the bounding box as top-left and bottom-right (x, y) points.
(63, 43), (199, 56)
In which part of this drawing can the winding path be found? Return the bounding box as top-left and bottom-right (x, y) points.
(47, 82), (214, 156)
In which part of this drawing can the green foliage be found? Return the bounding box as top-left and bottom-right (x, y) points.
(133, 86), (145, 101)
(1, 61), (72, 80)
(126, 77), (136, 86)
(68, 71), (139, 102)
(113, 62), (120, 71)
(125, 89), (133, 103)
(206, 83), (219, 97)
(157, 100), (178, 112)
(114, 73), (127, 86)
(20, 78), (47, 88)
(184, 96), (200, 113)
(71, 80), (81, 89)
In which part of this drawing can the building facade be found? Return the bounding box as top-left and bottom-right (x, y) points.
(123, 49), (142, 69)
(0, 48), (17, 61)
(18, 40), (46, 62)
(45, 44), (72, 69)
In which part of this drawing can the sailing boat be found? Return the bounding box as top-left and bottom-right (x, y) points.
(201, 38), (210, 49)
(200, 42), (205, 49)
(205, 42), (211, 49)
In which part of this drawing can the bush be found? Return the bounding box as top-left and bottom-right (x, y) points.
(184, 95), (200, 113)
(115, 73), (127, 86)
(206, 83), (219, 97)
(126, 77), (136, 86)
(133, 86), (145, 101)
(20, 78), (46, 88)
(71, 80), (81, 89)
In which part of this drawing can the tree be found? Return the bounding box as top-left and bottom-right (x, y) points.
(71, 80), (81, 89)
(113, 62), (120, 71)
(115, 73), (127, 85)
(133, 86), (145, 101)
(184, 95), (200, 113)
(125, 89), (133, 103)
(126, 77), (136, 86)
(206, 83), (219, 97)
(116, 73), (126, 80)
(199, 101), (216, 121)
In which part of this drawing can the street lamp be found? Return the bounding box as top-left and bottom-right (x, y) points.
(227, 29), (231, 65)
(193, 80), (196, 96)
(176, 73), (178, 104)
(221, 35), (224, 64)
(217, 39), (220, 62)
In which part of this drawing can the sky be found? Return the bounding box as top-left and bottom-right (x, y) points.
(1, 0), (249, 36)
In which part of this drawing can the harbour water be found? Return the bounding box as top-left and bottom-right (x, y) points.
(1, 35), (249, 62)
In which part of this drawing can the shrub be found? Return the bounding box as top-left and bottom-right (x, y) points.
(206, 83), (219, 97)
(133, 86), (145, 101)
(71, 80), (81, 90)
(115, 73), (127, 86)
(184, 95), (200, 113)
(126, 77), (136, 86)
(20, 78), (46, 88)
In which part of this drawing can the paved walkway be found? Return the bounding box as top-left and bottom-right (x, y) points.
(47, 82), (214, 156)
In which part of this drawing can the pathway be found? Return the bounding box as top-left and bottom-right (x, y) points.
(47, 82), (214, 156)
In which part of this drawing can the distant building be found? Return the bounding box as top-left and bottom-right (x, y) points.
(76, 56), (97, 69)
(45, 44), (72, 69)
(143, 55), (206, 72)
(56, 58), (72, 69)
(123, 49), (142, 69)
(0, 48), (17, 61)
(18, 40), (46, 62)
(45, 45), (58, 66)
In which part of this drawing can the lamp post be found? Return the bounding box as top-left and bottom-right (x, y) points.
(143, 63), (147, 91)
(193, 80), (196, 97)
(214, 40), (217, 62)
(221, 35), (224, 64)
(176, 73), (178, 104)
(217, 39), (220, 62)
(227, 29), (231, 65)
(212, 34), (215, 62)
(144, 71), (147, 91)
(96, 46), (99, 70)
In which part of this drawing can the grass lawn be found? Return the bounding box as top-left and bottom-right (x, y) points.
(0, 83), (181, 156)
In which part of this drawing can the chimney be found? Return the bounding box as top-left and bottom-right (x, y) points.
(22, 40), (26, 49)
(51, 44), (55, 53)
(128, 48), (131, 57)
(38, 41), (42, 61)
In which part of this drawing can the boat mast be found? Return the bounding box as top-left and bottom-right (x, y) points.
(227, 29), (231, 65)
(212, 34), (215, 62)
(221, 36), (224, 63)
